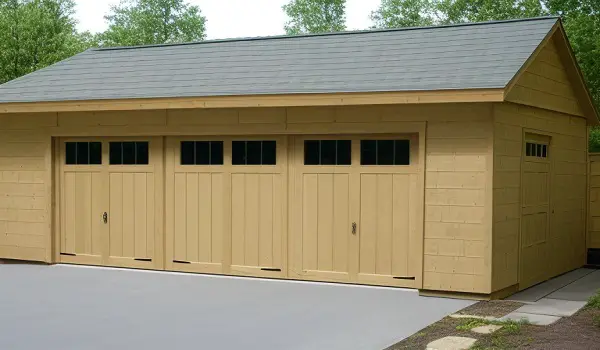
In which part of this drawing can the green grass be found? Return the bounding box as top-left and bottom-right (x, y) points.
(587, 289), (600, 310)
(455, 317), (529, 333)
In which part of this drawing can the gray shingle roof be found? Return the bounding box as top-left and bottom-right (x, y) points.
(0, 17), (558, 103)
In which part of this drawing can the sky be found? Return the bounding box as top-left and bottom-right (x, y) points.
(74, 0), (381, 40)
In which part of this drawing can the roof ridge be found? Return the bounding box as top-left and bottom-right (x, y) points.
(94, 16), (559, 52)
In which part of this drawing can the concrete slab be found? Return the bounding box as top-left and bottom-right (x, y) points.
(501, 312), (561, 325)
(516, 298), (586, 317)
(0, 264), (474, 350)
(426, 336), (477, 350)
(546, 270), (600, 302)
(506, 268), (595, 303)
(471, 325), (502, 334)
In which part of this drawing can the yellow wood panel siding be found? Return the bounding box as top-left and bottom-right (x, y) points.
(0, 113), (54, 262)
(588, 154), (600, 249)
(424, 117), (493, 294)
(492, 102), (587, 292)
(506, 38), (584, 118)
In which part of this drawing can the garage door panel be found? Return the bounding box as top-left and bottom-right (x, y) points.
(299, 172), (351, 275)
(358, 174), (411, 280)
(108, 171), (155, 261)
(231, 173), (284, 270)
(173, 172), (224, 267)
(62, 171), (104, 259)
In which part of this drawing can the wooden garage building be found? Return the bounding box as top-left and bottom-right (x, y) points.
(0, 17), (597, 298)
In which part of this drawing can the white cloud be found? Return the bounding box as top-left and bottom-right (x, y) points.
(74, 0), (381, 40)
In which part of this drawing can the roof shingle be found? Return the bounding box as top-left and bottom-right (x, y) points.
(0, 17), (558, 103)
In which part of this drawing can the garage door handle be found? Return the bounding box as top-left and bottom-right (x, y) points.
(103, 212), (108, 224)
(352, 222), (357, 235)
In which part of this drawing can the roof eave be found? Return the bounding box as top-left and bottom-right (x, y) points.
(0, 89), (506, 114)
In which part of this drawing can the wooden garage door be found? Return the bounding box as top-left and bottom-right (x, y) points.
(59, 138), (163, 269)
(520, 134), (551, 289)
(165, 136), (287, 278)
(290, 135), (421, 287)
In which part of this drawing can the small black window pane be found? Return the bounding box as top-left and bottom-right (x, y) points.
(110, 142), (122, 165)
(304, 140), (320, 165)
(210, 141), (224, 165)
(181, 141), (195, 165)
(378, 140), (394, 165)
(395, 140), (410, 165)
(526, 143), (532, 156)
(337, 140), (351, 165)
(320, 140), (336, 165)
(246, 141), (262, 165)
(262, 141), (277, 165)
(89, 142), (102, 165)
(76, 142), (89, 165)
(136, 142), (149, 165)
(121, 142), (136, 165)
(536, 144), (542, 158)
(232, 141), (246, 165)
(195, 141), (210, 165)
(542, 145), (547, 158)
(361, 140), (377, 165)
(66, 142), (77, 165)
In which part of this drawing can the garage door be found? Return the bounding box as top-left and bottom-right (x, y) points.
(58, 138), (163, 269)
(520, 134), (551, 289)
(165, 136), (287, 278)
(290, 135), (422, 287)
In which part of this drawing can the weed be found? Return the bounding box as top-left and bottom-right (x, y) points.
(456, 318), (488, 331)
(587, 290), (600, 310)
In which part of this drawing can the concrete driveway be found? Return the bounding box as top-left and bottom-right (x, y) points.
(0, 264), (472, 350)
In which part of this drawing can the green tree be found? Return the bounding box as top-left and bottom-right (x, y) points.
(371, 0), (436, 28)
(283, 0), (346, 35)
(0, 0), (91, 84)
(435, 0), (547, 24)
(100, 0), (207, 47)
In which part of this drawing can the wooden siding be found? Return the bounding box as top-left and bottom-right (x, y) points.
(506, 35), (584, 118)
(424, 108), (493, 294)
(0, 113), (54, 262)
(492, 103), (587, 291)
(589, 154), (600, 249)
(0, 103), (493, 294)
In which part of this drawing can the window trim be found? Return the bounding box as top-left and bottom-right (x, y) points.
(525, 141), (549, 159)
(360, 139), (411, 166)
(109, 141), (151, 165)
(180, 140), (224, 166)
(303, 139), (352, 166)
(65, 141), (102, 166)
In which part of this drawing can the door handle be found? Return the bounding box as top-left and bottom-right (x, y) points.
(103, 212), (108, 224)
(352, 222), (357, 235)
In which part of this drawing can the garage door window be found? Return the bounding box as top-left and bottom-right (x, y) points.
(304, 140), (351, 165)
(232, 141), (276, 165)
(181, 141), (224, 165)
(360, 140), (410, 165)
(66, 142), (102, 165)
(109, 141), (149, 165)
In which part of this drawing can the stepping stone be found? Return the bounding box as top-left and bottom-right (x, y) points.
(501, 312), (561, 325)
(426, 336), (477, 350)
(506, 268), (594, 303)
(471, 325), (502, 334)
(516, 298), (586, 317)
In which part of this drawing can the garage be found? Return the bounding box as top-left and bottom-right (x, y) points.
(0, 17), (597, 297)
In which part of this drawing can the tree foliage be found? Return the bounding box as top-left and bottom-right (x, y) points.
(371, 0), (600, 150)
(100, 0), (207, 47)
(0, 0), (92, 84)
(283, 0), (346, 35)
